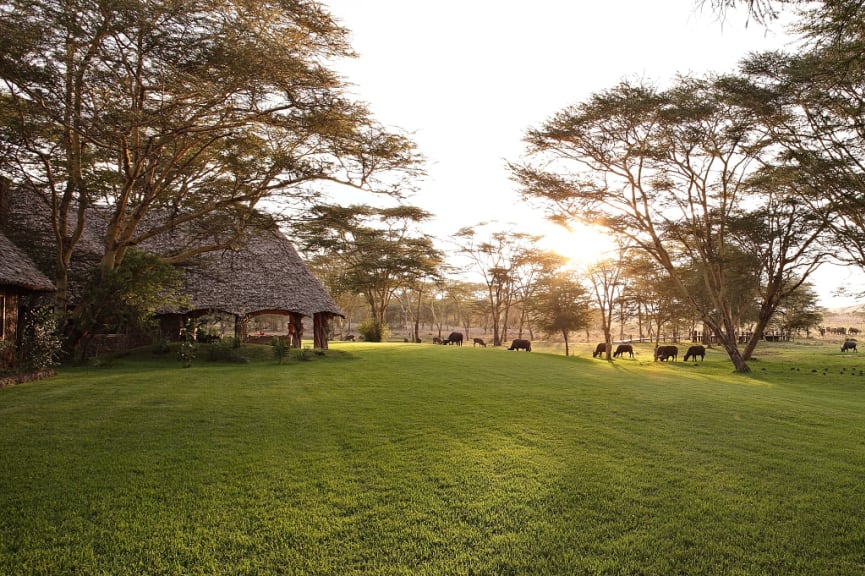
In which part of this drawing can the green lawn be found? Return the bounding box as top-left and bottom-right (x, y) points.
(1, 340), (864, 575)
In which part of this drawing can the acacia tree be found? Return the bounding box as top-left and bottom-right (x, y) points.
(440, 280), (482, 340)
(454, 226), (541, 346)
(512, 75), (827, 372)
(698, 0), (794, 24)
(727, 168), (830, 357)
(533, 270), (591, 356)
(735, 14), (865, 279)
(772, 282), (823, 337)
(394, 283), (424, 343)
(511, 250), (567, 339)
(707, 1), (865, 290)
(0, 1), (420, 333)
(619, 254), (666, 341)
(585, 258), (624, 361)
(294, 204), (442, 342)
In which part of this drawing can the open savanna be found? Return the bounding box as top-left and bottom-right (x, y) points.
(1, 340), (865, 575)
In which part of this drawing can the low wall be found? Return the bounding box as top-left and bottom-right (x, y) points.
(0, 369), (56, 389)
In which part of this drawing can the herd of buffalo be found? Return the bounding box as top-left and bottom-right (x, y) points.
(432, 332), (532, 351)
(424, 332), (860, 360)
(591, 343), (706, 362)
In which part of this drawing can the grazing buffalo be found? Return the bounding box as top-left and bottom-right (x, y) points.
(613, 344), (634, 358)
(447, 331), (464, 346)
(507, 339), (532, 351)
(684, 345), (706, 362)
(842, 339), (858, 353)
(655, 345), (679, 362)
(473, 337), (487, 348)
(592, 342), (608, 358)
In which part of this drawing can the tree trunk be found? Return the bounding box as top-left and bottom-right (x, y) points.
(741, 297), (784, 361)
(313, 312), (330, 349)
(719, 338), (751, 373)
(704, 317), (752, 373)
(491, 306), (502, 346)
(413, 287), (423, 343)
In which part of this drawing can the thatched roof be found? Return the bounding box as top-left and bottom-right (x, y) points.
(0, 233), (54, 292)
(163, 225), (342, 318)
(2, 187), (101, 299)
(2, 185), (340, 318)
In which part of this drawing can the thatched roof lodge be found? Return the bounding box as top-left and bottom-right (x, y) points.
(156, 225), (343, 348)
(1, 184), (342, 350)
(0, 232), (55, 368)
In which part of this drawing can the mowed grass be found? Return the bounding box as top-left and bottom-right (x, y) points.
(2, 340), (865, 575)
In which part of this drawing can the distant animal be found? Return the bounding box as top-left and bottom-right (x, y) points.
(655, 345), (679, 362)
(613, 344), (634, 358)
(592, 342), (608, 358)
(507, 339), (532, 351)
(473, 337), (487, 348)
(684, 345), (706, 362)
(841, 339), (858, 353)
(343, 334), (355, 341)
(447, 331), (464, 346)
(432, 336), (442, 345)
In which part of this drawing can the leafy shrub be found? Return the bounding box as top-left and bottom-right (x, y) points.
(271, 337), (289, 364)
(19, 306), (62, 371)
(357, 319), (388, 342)
(71, 249), (186, 359)
(177, 339), (196, 368)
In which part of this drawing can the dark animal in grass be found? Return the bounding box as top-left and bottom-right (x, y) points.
(507, 339), (532, 351)
(684, 345), (706, 362)
(613, 344), (634, 358)
(447, 331), (464, 346)
(655, 345), (679, 362)
(473, 337), (487, 348)
(592, 342), (608, 358)
(432, 336), (442, 344)
(841, 339), (858, 353)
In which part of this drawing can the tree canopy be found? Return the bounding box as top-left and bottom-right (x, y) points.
(511, 74), (830, 372)
(0, 0), (421, 320)
(293, 204), (442, 342)
(532, 270), (591, 357)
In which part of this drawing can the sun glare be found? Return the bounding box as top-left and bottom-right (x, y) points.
(540, 223), (617, 268)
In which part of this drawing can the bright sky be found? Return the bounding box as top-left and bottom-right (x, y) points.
(324, 0), (864, 309)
